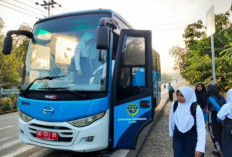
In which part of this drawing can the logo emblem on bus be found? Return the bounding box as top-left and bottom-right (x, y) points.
(43, 106), (54, 116)
(126, 103), (139, 116)
(45, 95), (57, 99)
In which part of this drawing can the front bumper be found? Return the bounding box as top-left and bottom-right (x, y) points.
(18, 110), (109, 152)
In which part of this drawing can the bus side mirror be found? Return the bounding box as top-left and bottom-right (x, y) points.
(2, 36), (13, 55)
(2, 30), (33, 55)
(96, 26), (110, 50)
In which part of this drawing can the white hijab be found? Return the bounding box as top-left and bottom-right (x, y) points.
(174, 86), (197, 133)
(227, 89), (232, 104)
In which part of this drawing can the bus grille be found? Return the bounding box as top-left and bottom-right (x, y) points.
(26, 123), (76, 146)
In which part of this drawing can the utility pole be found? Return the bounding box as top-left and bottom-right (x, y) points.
(35, 0), (62, 17)
(206, 6), (216, 83)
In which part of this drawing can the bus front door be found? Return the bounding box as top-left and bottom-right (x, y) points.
(112, 29), (153, 149)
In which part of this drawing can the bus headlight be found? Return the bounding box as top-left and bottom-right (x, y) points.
(68, 111), (105, 127)
(18, 110), (33, 122)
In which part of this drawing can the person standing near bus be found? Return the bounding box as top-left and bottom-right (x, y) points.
(207, 83), (226, 157)
(168, 82), (174, 101)
(163, 82), (166, 88)
(217, 89), (232, 157)
(195, 82), (209, 123)
(74, 32), (98, 79)
(169, 86), (206, 157)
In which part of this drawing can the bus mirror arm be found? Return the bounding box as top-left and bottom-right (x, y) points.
(96, 18), (120, 50)
(2, 30), (33, 55)
(99, 50), (104, 62)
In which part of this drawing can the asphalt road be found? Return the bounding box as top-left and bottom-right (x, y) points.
(0, 111), (112, 157)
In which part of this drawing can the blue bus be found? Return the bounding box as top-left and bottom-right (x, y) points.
(2, 9), (161, 152)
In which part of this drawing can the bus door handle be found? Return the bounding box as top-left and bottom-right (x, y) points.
(140, 100), (150, 108)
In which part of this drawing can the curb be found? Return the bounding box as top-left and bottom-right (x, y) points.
(0, 110), (17, 115)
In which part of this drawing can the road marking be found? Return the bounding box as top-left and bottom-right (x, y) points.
(0, 137), (12, 142)
(2, 145), (34, 157)
(0, 125), (14, 131)
(0, 139), (21, 150)
(28, 148), (52, 157)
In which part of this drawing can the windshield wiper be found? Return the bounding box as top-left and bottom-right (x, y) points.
(22, 75), (65, 96)
(38, 87), (87, 98)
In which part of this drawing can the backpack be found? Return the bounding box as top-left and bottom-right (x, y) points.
(208, 95), (226, 111)
(173, 100), (198, 128)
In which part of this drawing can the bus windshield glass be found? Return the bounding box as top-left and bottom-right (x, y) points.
(22, 13), (109, 92)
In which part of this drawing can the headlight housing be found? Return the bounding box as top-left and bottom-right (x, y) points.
(18, 110), (33, 122)
(68, 111), (105, 127)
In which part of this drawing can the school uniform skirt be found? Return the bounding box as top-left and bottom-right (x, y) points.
(222, 118), (232, 157)
(173, 126), (202, 157)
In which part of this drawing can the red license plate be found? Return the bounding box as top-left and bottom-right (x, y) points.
(36, 130), (58, 141)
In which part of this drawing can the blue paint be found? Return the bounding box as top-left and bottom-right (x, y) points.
(18, 96), (109, 122)
(133, 68), (145, 86)
(114, 96), (152, 148)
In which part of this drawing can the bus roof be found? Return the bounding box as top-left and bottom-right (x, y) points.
(35, 9), (132, 28)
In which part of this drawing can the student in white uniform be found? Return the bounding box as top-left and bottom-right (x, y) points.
(169, 86), (206, 157)
(74, 31), (98, 83)
(217, 89), (232, 157)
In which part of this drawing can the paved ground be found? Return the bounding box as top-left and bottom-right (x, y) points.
(0, 112), (110, 157)
(138, 90), (215, 157)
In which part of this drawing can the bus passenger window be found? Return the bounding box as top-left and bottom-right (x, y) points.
(116, 36), (147, 101)
(132, 67), (145, 86)
(119, 67), (131, 88)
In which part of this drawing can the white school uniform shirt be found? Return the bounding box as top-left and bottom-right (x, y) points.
(169, 86), (206, 153)
(217, 89), (232, 120)
(74, 32), (97, 71)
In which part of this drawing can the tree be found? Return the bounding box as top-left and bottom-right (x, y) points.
(0, 20), (31, 88)
(170, 11), (232, 91)
(0, 17), (4, 31)
(169, 46), (186, 73)
(161, 73), (172, 82)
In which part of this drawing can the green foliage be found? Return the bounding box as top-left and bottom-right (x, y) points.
(8, 94), (17, 109)
(161, 73), (172, 82)
(170, 11), (232, 91)
(169, 46), (186, 72)
(0, 18), (31, 88)
(0, 17), (4, 31)
(1, 97), (13, 111)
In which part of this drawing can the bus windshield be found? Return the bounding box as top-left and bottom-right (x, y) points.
(22, 13), (109, 92)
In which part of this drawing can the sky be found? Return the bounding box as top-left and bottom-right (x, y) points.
(0, 0), (231, 74)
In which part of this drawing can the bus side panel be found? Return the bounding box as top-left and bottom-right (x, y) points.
(113, 96), (152, 149)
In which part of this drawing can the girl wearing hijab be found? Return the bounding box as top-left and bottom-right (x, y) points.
(217, 89), (232, 157)
(169, 86), (206, 157)
(195, 82), (209, 122)
(207, 83), (226, 156)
